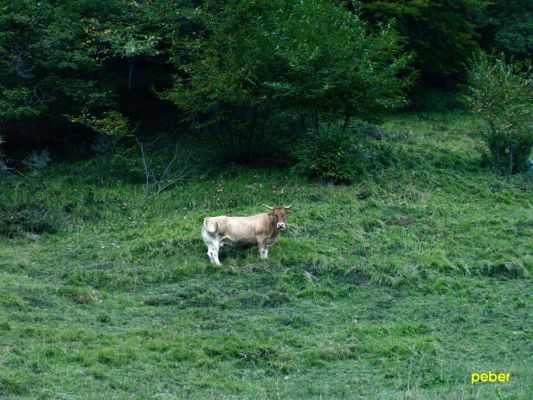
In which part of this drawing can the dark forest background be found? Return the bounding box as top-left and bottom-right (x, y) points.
(0, 0), (531, 168)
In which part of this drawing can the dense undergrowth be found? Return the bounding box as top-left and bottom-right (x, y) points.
(0, 111), (531, 399)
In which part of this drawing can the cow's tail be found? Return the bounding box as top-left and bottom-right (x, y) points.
(203, 217), (218, 235)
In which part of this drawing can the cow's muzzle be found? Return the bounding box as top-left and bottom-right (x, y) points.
(277, 223), (286, 230)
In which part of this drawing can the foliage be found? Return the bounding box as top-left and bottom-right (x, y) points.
(71, 111), (132, 144)
(295, 126), (362, 183)
(295, 121), (407, 183)
(476, 0), (533, 59)
(164, 0), (413, 162)
(0, 0), (183, 159)
(406, 86), (465, 112)
(0, 87), (43, 121)
(0, 1), (112, 145)
(1, 0), (531, 172)
(465, 53), (533, 174)
(71, 109), (145, 178)
(0, 111), (532, 398)
(358, 0), (486, 85)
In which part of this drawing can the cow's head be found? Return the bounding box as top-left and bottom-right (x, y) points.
(264, 204), (293, 230)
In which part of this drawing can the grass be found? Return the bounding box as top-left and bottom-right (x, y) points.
(0, 111), (531, 399)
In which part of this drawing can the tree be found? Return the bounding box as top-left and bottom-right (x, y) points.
(0, 0), (185, 161)
(357, 0), (486, 86)
(476, 0), (533, 59)
(164, 0), (413, 162)
(0, 1), (112, 152)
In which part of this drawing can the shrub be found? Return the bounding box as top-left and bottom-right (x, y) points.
(465, 53), (532, 174)
(295, 126), (363, 183)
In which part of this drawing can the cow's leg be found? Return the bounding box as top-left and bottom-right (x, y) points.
(207, 247), (216, 264)
(258, 240), (268, 260)
(209, 241), (222, 266)
(206, 244), (214, 263)
(204, 235), (222, 266)
(202, 227), (217, 264)
(212, 249), (221, 266)
(207, 247), (220, 265)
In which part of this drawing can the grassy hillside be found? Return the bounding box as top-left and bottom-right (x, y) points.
(0, 111), (531, 399)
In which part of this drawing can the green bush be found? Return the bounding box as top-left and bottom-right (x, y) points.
(295, 126), (363, 183)
(465, 53), (532, 174)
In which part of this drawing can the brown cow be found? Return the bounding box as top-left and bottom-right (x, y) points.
(201, 205), (293, 265)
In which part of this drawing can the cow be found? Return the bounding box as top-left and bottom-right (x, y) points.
(201, 204), (293, 265)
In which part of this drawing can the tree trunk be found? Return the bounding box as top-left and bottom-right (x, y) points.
(299, 112), (307, 133)
(128, 58), (134, 91)
(342, 114), (350, 131)
(312, 111), (319, 135)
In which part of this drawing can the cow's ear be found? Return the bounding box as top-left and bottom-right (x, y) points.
(285, 209), (293, 215)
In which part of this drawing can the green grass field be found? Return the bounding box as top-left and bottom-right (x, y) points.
(1, 111), (531, 399)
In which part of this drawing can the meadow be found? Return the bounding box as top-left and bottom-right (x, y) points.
(0, 111), (531, 399)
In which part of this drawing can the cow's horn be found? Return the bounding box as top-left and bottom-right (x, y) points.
(263, 204), (274, 210)
(284, 202), (294, 209)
